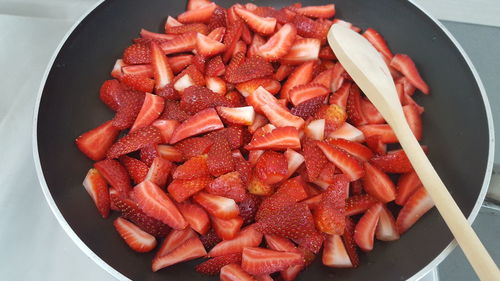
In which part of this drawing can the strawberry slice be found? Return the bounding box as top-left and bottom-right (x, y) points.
(99, 80), (124, 111)
(238, 193), (261, 226)
(160, 31), (197, 55)
(242, 247), (304, 275)
(246, 126), (301, 150)
(274, 64), (295, 81)
(302, 139), (329, 180)
(207, 172), (246, 202)
(107, 126), (162, 159)
(258, 23), (297, 61)
(211, 215), (244, 240)
(365, 135), (387, 155)
(112, 90), (146, 130)
(196, 253), (242, 276)
(281, 38), (321, 65)
(208, 6), (228, 31)
(123, 64), (153, 78)
(326, 138), (373, 162)
(187, 0), (212, 11)
(311, 68), (334, 89)
(140, 29), (177, 41)
(94, 159), (131, 196)
(111, 59), (126, 79)
(254, 151), (288, 185)
(358, 124), (398, 143)
(167, 177), (213, 202)
(177, 2), (216, 23)
(206, 136), (235, 177)
(113, 217), (157, 252)
(123, 43), (150, 65)
(130, 93), (164, 132)
(295, 4), (336, 18)
(206, 76), (227, 95)
(284, 149), (305, 178)
(403, 104), (423, 140)
(246, 86), (279, 112)
(256, 176), (308, 220)
(280, 60), (315, 101)
(316, 141), (365, 181)
(155, 228), (197, 258)
(208, 226), (263, 257)
(161, 100), (191, 122)
(167, 23), (209, 36)
(290, 95), (324, 120)
(140, 144), (158, 166)
(231, 40), (247, 57)
(150, 41), (174, 91)
(265, 235), (307, 280)
(248, 33), (266, 57)
(235, 7), (277, 35)
(362, 162), (396, 203)
(328, 122), (365, 142)
(82, 168), (110, 218)
(314, 178), (348, 235)
(194, 192), (240, 219)
(319, 46), (336, 60)
(222, 22), (244, 63)
(119, 155), (149, 184)
(75, 121), (119, 161)
(217, 106), (255, 126)
(225, 56), (274, 84)
(121, 74), (155, 93)
(289, 83), (329, 107)
(293, 16), (331, 43)
(390, 54), (429, 94)
(180, 85), (229, 114)
(144, 157), (172, 187)
(316, 104), (348, 133)
(376, 205), (400, 241)
(362, 28), (393, 60)
(173, 154), (210, 180)
(206, 55), (226, 77)
(346, 83), (368, 126)
(220, 263), (254, 281)
(361, 98), (385, 124)
(370, 149), (413, 173)
(341, 217), (360, 267)
(196, 33), (226, 57)
(396, 187), (434, 234)
(152, 119), (179, 143)
(152, 237), (207, 271)
(134, 180), (187, 229)
(169, 108), (224, 144)
(261, 102), (305, 129)
(322, 234), (353, 268)
(345, 194), (378, 216)
(330, 81), (351, 109)
(177, 202), (210, 235)
(206, 127), (245, 150)
(200, 228), (223, 250)
(174, 136), (214, 159)
(354, 202), (383, 251)
(396, 170), (422, 206)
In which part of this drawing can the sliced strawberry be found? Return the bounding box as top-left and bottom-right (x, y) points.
(194, 192), (240, 219)
(246, 86), (279, 113)
(257, 23), (296, 61)
(284, 149), (305, 178)
(330, 81), (351, 109)
(319, 46), (336, 60)
(111, 59), (126, 79)
(123, 43), (150, 65)
(167, 177), (213, 202)
(187, 0), (212, 11)
(206, 55), (226, 77)
(208, 6), (228, 31)
(134, 180), (187, 229)
(302, 139), (329, 181)
(314, 181), (346, 235)
(113, 217), (157, 252)
(376, 205), (400, 241)
(304, 119), (325, 141)
(177, 202), (210, 235)
(396, 171), (422, 206)
(370, 149), (413, 173)
(235, 78), (281, 98)
(180, 85), (228, 114)
(341, 217), (360, 267)
(326, 138), (373, 162)
(238, 194), (261, 225)
(247, 33), (266, 57)
(112, 90), (146, 130)
(206, 136), (234, 177)
(144, 157), (172, 187)
(242, 247), (303, 275)
(167, 23), (209, 35)
(402, 93), (425, 114)
(396, 187), (434, 234)
(289, 83), (329, 107)
(211, 215), (244, 240)
(390, 54), (429, 94)
(254, 151), (288, 185)
(403, 104), (423, 140)
(157, 144), (184, 162)
(164, 16), (183, 31)
(119, 155), (148, 184)
(345, 194), (378, 216)
(150, 42), (174, 91)
(197, 33), (226, 57)
(196, 253), (242, 276)
(75, 121), (119, 161)
(225, 91), (246, 107)
(169, 108), (224, 144)
(206, 127), (245, 150)
(328, 122), (365, 142)
(231, 40), (247, 57)
(216, 106), (255, 126)
(365, 135), (387, 155)
(311, 68), (334, 90)
(281, 38), (321, 65)
(362, 28), (393, 60)
(122, 64), (153, 77)
(152, 119), (179, 144)
(99, 80), (124, 111)
(208, 226), (263, 257)
(346, 83), (368, 126)
(130, 93), (164, 132)
(121, 74), (155, 93)
(274, 64), (295, 81)
(140, 29), (177, 41)
(222, 22), (244, 62)
(207, 172), (246, 202)
(160, 31), (197, 55)
(177, 2), (216, 23)
(358, 124), (398, 143)
(206, 76), (227, 95)
(261, 102), (305, 129)
(173, 65), (206, 91)
(220, 263), (254, 281)
(161, 100), (191, 123)
(354, 202), (382, 251)
(316, 141), (364, 181)
(82, 168), (110, 218)
(280, 60), (315, 101)
(155, 227), (197, 257)
(322, 234), (353, 268)
(107, 126), (162, 159)
(174, 136), (214, 159)
(361, 98), (385, 124)
(140, 144), (158, 166)
(94, 159), (131, 196)
(290, 96), (324, 120)
(173, 154), (210, 180)
(200, 228), (223, 250)
(247, 172), (273, 196)
(152, 237), (207, 271)
(295, 4), (335, 18)
(235, 7), (277, 35)
(362, 162), (396, 203)
(225, 56), (274, 84)
(246, 126), (301, 151)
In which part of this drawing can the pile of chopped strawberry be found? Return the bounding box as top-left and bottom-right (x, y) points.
(76, 0), (434, 279)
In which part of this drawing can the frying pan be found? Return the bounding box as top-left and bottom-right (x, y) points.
(33, 0), (494, 280)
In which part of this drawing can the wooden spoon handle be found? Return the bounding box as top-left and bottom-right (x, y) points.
(390, 117), (500, 281)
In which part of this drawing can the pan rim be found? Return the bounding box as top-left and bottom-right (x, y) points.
(31, 1), (495, 280)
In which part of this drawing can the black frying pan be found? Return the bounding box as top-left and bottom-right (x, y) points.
(34, 0), (494, 280)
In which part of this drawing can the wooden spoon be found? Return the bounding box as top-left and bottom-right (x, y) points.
(328, 24), (499, 281)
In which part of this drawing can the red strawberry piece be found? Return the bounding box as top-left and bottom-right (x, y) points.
(248, 33), (266, 57)
(370, 149), (413, 173)
(230, 40), (247, 57)
(160, 31), (197, 55)
(234, 156), (252, 185)
(187, 0), (212, 11)
(119, 155), (148, 184)
(295, 4), (335, 18)
(261, 102), (305, 129)
(291, 96), (324, 120)
(246, 126), (301, 151)
(82, 168), (110, 218)
(225, 51), (245, 80)
(396, 76), (417, 96)
(217, 106), (255, 126)
(225, 56), (274, 84)
(207, 172), (246, 202)
(152, 237), (207, 271)
(247, 172), (273, 196)
(94, 159), (131, 196)
(169, 108), (224, 144)
(180, 85), (230, 114)
(207, 136), (235, 177)
(130, 93), (164, 132)
(326, 138), (373, 162)
(122, 64), (153, 78)
(362, 162), (396, 203)
(99, 80), (124, 111)
(289, 83), (329, 107)
(123, 43), (150, 65)
(403, 104), (423, 140)
(150, 41), (174, 88)
(225, 91), (246, 107)
(208, 6), (228, 31)
(197, 33), (226, 57)
(173, 65), (206, 91)
(113, 217), (157, 252)
(365, 135), (387, 155)
(361, 98), (385, 124)
(328, 122), (365, 143)
(220, 263), (254, 281)
(173, 154), (210, 179)
(134, 180), (187, 229)
(274, 64), (295, 81)
(112, 90), (145, 130)
(354, 202), (383, 251)
(177, 2), (216, 23)
(358, 124), (398, 143)
(341, 217), (360, 267)
(236, 78), (281, 97)
(206, 55), (226, 77)
(144, 157), (172, 187)
(346, 83), (368, 126)
(257, 23), (296, 61)
(161, 100), (191, 122)
(152, 119), (179, 143)
(311, 68), (334, 89)
(208, 226), (263, 257)
(155, 84), (179, 101)
(280, 60), (315, 101)
(206, 76), (227, 95)
(168, 54), (194, 74)
(211, 215), (244, 240)
(246, 86), (278, 113)
(193, 192), (240, 219)
(330, 81), (351, 109)
(196, 253), (242, 276)
(156, 144), (184, 162)
(313, 179), (347, 235)
(140, 28), (177, 41)
(248, 113), (268, 134)
(155, 228), (196, 258)
(206, 127), (245, 150)
(281, 38), (321, 65)
(167, 23), (209, 35)
(313, 163), (340, 189)
(235, 7), (277, 35)
(293, 16), (331, 43)
(121, 74), (155, 93)
(345, 194), (378, 216)
(302, 139), (329, 180)
(316, 141), (365, 181)
(111, 59), (126, 79)
(174, 136), (214, 159)
(318, 46), (336, 60)
(140, 144), (158, 166)
(254, 151), (288, 185)
(238, 194), (261, 226)
(284, 149), (305, 178)
(402, 93), (425, 114)
(322, 234), (354, 268)
(396, 187), (434, 234)
(241, 247), (303, 275)
(110, 194), (171, 237)
(107, 126), (162, 159)
(200, 228), (223, 250)
(167, 177), (213, 202)
(396, 170), (422, 206)
(222, 22), (244, 63)
(75, 121), (119, 161)
(390, 54), (429, 94)
(362, 28), (393, 60)
(376, 205), (400, 241)
(177, 202), (210, 235)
